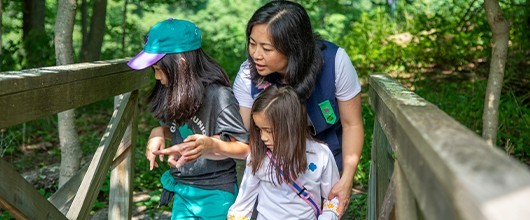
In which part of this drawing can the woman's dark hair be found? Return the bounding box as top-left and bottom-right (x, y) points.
(147, 49), (230, 123)
(246, 0), (323, 101)
(250, 85), (309, 185)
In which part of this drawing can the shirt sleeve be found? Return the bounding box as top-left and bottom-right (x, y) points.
(227, 156), (260, 219)
(216, 102), (249, 143)
(335, 48), (361, 101)
(233, 60), (254, 108)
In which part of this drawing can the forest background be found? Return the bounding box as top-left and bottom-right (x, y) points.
(0, 0), (529, 219)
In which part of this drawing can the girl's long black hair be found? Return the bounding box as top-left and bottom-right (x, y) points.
(246, 0), (324, 101)
(147, 49), (230, 123)
(250, 85), (309, 185)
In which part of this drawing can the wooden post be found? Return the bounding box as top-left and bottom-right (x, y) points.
(66, 92), (137, 219)
(378, 171), (396, 220)
(367, 112), (395, 219)
(109, 92), (138, 219)
(394, 162), (417, 220)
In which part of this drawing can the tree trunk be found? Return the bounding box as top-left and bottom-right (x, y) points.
(526, 0), (530, 42)
(482, 0), (511, 146)
(79, 0), (107, 62)
(122, 0), (129, 56)
(22, 0), (50, 68)
(22, 0), (31, 39)
(81, 0), (88, 46)
(0, 0), (3, 55)
(55, 0), (81, 188)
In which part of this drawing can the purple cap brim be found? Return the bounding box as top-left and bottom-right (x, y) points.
(127, 50), (165, 70)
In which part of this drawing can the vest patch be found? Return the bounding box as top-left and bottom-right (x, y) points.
(318, 100), (337, 124)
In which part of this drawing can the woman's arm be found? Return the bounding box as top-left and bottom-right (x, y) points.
(233, 61), (254, 131)
(239, 106), (252, 131)
(328, 94), (364, 218)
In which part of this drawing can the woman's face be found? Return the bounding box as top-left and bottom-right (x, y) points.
(249, 24), (288, 78)
(252, 111), (274, 150)
(152, 64), (168, 86)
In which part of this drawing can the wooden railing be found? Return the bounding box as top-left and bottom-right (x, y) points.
(366, 74), (530, 220)
(3, 63), (529, 220)
(0, 59), (150, 219)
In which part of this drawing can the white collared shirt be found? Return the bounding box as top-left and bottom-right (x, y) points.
(228, 139), (340, 220)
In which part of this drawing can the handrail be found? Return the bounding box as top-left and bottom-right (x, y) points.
(367, 74), (530, 220)
(0, 59), (150, 219)
(0, 59), (149, 128)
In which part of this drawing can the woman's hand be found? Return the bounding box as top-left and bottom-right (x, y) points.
(328, 178), (353, 218)
(145, 126), (167, 170)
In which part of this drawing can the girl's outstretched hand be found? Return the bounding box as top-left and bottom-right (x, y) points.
(146, 126), (167, 170)
(328, 178), (353, 219)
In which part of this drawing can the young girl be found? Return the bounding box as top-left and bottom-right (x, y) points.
(227, 85), (340, 220)
(128, 18), (249, 220)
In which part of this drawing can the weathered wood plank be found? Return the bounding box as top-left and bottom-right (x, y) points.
(109, 94), (138, 220)
(66, 91), (137, 219)
(48, 163), (89, 214)
(394, 161), (418, 220)
(0, 59), (134, 96)
(368, 74), (530, 220)
(374, 117), (394, 214)
(0, 158), (67, 220)
(378, 171), (395, 220)
(367, 152), (377, 220)
(0, 60), (144, 219)
(48, 96), (138, 216)
(0, 69), (149, 128)
(367, 116), (394, 220)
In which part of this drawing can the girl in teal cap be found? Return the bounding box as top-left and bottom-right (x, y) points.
(128, 18), (249, 220)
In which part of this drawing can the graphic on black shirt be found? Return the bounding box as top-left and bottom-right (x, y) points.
(169, 115), (207, 142)
(179, 124), (193, 139)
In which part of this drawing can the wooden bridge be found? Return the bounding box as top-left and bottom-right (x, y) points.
(0, 59), (149, 219)
(1, 60), (529, 219)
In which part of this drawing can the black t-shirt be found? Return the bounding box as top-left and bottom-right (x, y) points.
(165, 83), (248, 193)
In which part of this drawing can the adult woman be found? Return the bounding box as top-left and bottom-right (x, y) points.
(232, 1), (364, 217)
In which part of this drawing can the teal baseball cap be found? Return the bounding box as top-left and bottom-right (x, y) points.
(128, 18), (202, 70)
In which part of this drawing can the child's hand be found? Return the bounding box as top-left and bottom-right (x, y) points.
(181, 134), (213, 158)
(146, 127), (167, 170)
(153, 134), (214, 168)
